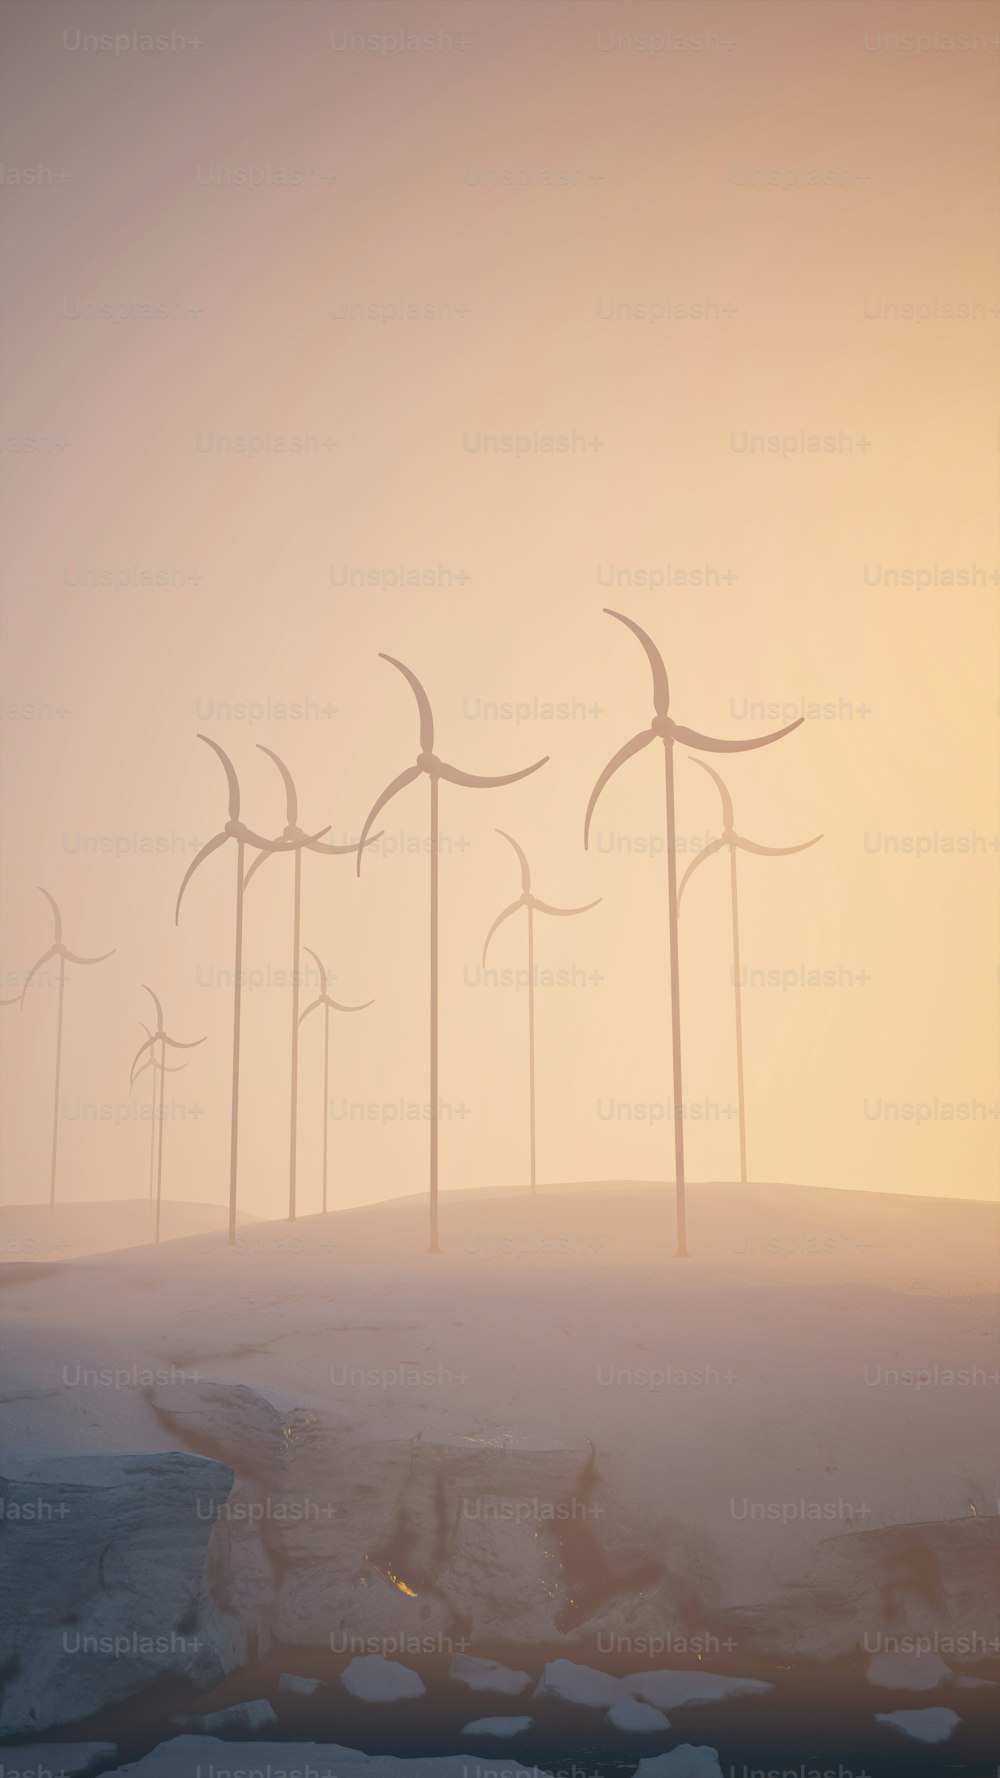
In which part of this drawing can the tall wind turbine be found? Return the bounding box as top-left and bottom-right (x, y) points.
(243, 745), (372, 1222)
(130, 987), (204, 1242)
(133, 1018), (189, 1207)
(482, 830), (599, 1194)
(298, 945), (373, 1213)
(175, 736), (328, 1244)
(584, 611), (804, 1258)
(678, 758), (822, 1186)
(356, 655), (548, 1253)
(19, 887), (114, 1209)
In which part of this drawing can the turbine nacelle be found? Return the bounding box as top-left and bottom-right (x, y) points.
(19, 887), (115, 1006)
(356, 656), (548, 874)
(129, 985), (205, 1086)
(482, 830), (600, 964)
(677, 756), (823, 908)
(298, 947), (374, 1023)
(177, 737), (335, 921)
(583, 611), (806, 849)
(243, 746), (379, 891)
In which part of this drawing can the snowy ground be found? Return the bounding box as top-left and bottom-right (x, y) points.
(0, 1198), (258, 1263)
(3, 1179), (997, 1642)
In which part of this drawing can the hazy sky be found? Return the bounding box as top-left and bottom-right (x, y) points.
(1, 0), (997, 1214)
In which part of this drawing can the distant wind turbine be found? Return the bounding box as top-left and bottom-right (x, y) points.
(133, 1018), (189, 1207)
(678, 758), (822, 1185)
(19, 887), (114, 1209)
(584, 611), (804, 1258)
(130, 987), (204, 1242)
(356, 655), (548, 1252)
(243, 745), (375, 1222)
(175, 736), (329, 1244)
(298, 945), (373, 1213)
(482, 830), (599, 1194)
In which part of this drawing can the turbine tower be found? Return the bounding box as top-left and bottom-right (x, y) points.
(356, 654), (548, 1253)
(298, 946), (373, 1213)
(175, 736), (328, 1244)
(482, 830), (599, 1193)
(19, 888), (114, 1209)
(678, 758), (822, 1185)
(133, 1018), (189, 1207)
(243, 745), (374, 1222)
(584, 611), (804, 1258)
(130, 987), (204, 1242)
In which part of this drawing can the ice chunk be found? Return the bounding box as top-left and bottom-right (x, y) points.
(339, 1653), (427, 1702)
(278, 1673), (326, 1697)
(607, 1697), (671, 1732)
(461, 1716), (532, 1737)
(635, 1747), (724, 1777)
(0, 1745), (117, 1778)
(450, 1652), (532, 1696)
(627, 1669), (772, 1710)
(866, 1650), (954, 1690)
(175, 1700), (278, 1735)
(533, 1658), (625, 1707)
(106, 1739), (548, 1778)
(875, 1707), (961, 1743)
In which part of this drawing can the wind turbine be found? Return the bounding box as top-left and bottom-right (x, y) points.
(298, 945), (373, 1213)
(677, 758), (822, 1186)
(584, 611), (804, 1258)
(133, 1018), (189, 1207)
(19, 887), (114, 1209)
(482, 830), (599, 1194)
(356, 654), (548, 1253)
(130, 988), (204, 1242)
(243, 745), (373, 1223)
(175, 736), (329, 1244)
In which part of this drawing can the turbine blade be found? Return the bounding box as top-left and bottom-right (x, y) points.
(61, 947), (115, 966)
(135, 1020), (187, 1078)
(673, 717), (804, 753)
(304, 834), (367, 857)
(198, 734), (241, 820)
(605, 610), (670, 717)
(256, 743), (298, 826)
(175, 830), (228, 924)
(298, 995), (323, 1025)
(583, 729), (653, 849)
(143, 984), (165, 1029)
(162, 1032), (206, 1051)
(532, 897), (602, 918)
(242, 845), (274, 890)
(380, 653), (434, 751)
(132, 1056), (154, 1082)
(736, 833), (823, 858)
(676, 835), (727, 910)
(356, 765), (422, 874)
(19, 947), (56, 1007)
(496, 829), (531, 892)
(482, 899), (521, 965)
(241, 824), (331, 851)
(329, 996), (375, 1013)
(688, 756), (734, 829)
(438, 756), (549, 790)
(303, 945), (329, 999)
(37, 886), (63, 945)
(130, 1034), (157, 1084)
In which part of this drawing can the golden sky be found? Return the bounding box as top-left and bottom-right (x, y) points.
(1, 0), (997, 1212)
